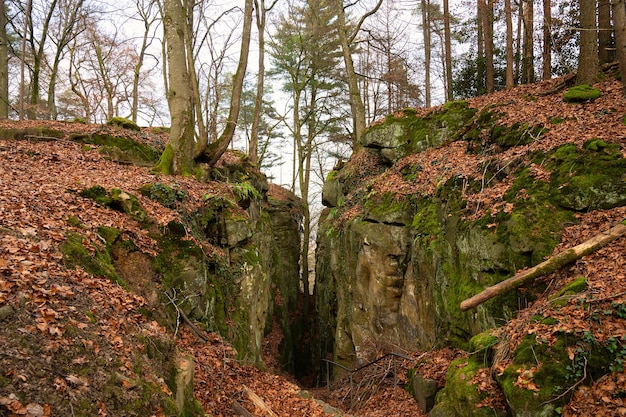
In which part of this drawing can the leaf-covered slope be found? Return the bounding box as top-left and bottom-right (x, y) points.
(0, 123), (328, 417)
(317, 75), (626, 416)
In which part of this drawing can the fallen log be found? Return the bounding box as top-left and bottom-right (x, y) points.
(460, 219), (626, 312)
(243, 385), (278, 417)
(232, 401), (255, 417)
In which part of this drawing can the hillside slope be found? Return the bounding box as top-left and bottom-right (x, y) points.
(316, 76), (626, 416)
(0, 123), (328, 416)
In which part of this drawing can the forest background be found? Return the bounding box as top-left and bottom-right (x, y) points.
(0, 0), (623, 262)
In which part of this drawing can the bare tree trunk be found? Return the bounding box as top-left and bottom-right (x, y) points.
(613, 0), (626, 94)
(30, 0), (58, 120)
(0, 0), (8, 118)
(157, 0), (195, 175)
(522, 0), (535, 83)
(505, 0), (515, 88)
(335, 0), (382, 145)
(183, 1), (209, 157)
(542, 0), (552, 79)
(483, 0), (495, 92)
(443, 0), (453, 101)
(250, 0), (276, 164)
(577, 0), (599, 85)
(131, 1), (156, 123)
(421, 0), (431, 106)
(515, 0), (523, 81)
(477, 0), (485, 93)
(599, 0), (613, 63)
(205, 0), (253, 167)
(19, 0), (32, 120)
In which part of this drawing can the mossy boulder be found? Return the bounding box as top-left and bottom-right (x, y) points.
(321, 170), (344, 208)
(0, 127), (64, 141)
(107, 116), (141, 131)
(469, 330), (499, 364)
(490, 122), (547, 148)
(563, 84), (601, 102)
(60, 231), (125, 287)
(429, 358), (507, 417)
(69, 132), (161, 165)
(363, 191), (414, 225)
(547, 141), (626, 211)
(80, 186), (151, 227)
(360, 102), (477, 163)
(140, 182), (187, 208)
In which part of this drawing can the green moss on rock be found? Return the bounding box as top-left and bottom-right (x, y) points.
(545, 143), (626, 211)
(563, 84), (602, 102)
(80, 186), (151, 227)
(0, 127), (64, 141)
(69, 132), (161, 165)
(60, 232), (126, 287)
(140, 182), (187, 208)
(107, 116), (141, 131)
(429, 358), (507, 417)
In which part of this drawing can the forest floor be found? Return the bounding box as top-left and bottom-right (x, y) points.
(1, 73), (626, 416)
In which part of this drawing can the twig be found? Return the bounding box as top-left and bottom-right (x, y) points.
(540, 357), (587, 406)
(164, 289), (209, 342)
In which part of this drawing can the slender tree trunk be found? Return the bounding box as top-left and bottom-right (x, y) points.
(19, 0), (32, 120)
(183, 2), (208, 157)
(336, 0), (367, 145)
(250, 0), (272, 164)
(157, 0), (195, 175)
(522, 0), (535, 83)
(612, 0), (626, 94)
(483, 0), (495, 92)
(599, 0), (613, 63)
(30, 0), (58, 120)
(132, 16), (153, 123)
(0, 0), (8, 118)
(205, 0), (253, 167)
(542, 0), (552, 79)
(577, 0), (599, 85)
(515, 0), (523, 81)
(477, 0), (485, 94)
(443, 0), (453, 101)
(421, 0), (431, 106)
(94, 42), (115, 120)
(505, 0), (515, 88)
(47, 53), (62, 119)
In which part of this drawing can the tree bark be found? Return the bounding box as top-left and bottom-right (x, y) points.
(421, 0), (431, 106)
(484, 0), (495, 92)
(599, 0), (614, 63)
(205, 0), (253, 167)
(443, 0), (453, 101)
(460, 220), (626, 311)
(504, 0), (514, 88)
(477, 0), (485, 93)
(577, 0), (599, 85)
(542, 0), (552, 80)
(335, 0), (382, 146)
(522, 0), (535, 83)
(0, 0), (8, 118)
(614, 0), (626, 94)
(157, 0), (195, 175)
(30, 0), (58, 119)
(250, 0), (274, 164)
(19, 0), (32, 120)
